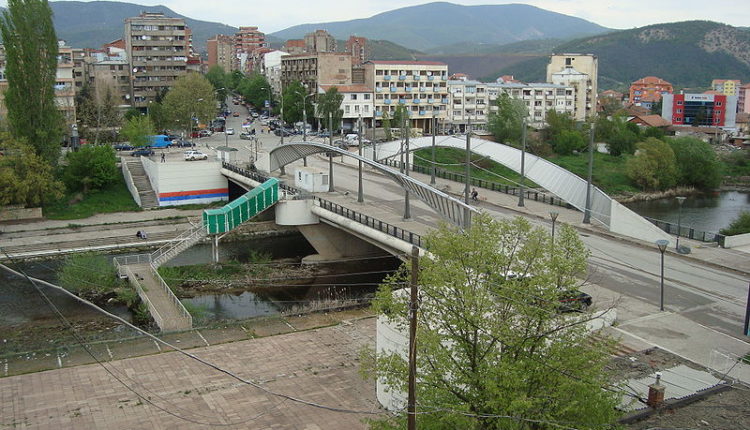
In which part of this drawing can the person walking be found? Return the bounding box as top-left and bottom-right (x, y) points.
(160, 152), (166, 163)
(471, 188), (479, 201)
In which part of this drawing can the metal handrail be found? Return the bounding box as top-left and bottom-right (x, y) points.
(150, 224), (206, 264)
(122, 265), (165, 330)
(316, 197), (423, 248)
(149, 263), (193, 325)
(641, 215), (724, 244)
(222, 161), (298, 194)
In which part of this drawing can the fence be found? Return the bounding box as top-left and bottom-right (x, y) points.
(642, 216), (724, 244)
(382, 159), (574, 209)
(316, 197), (423, 248)
(203, 177), (280, 234)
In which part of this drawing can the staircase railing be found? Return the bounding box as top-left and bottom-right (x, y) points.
(150, 222), (207, 268)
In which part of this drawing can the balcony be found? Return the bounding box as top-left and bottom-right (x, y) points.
(413, 75), (420, 81)
(441, 98), (449, 103)
(399, 75), (407, 80)
(376, 111), (383, 117)
(419, 87), (426, 92)
(405, 86), (412, 91)
(419, 110), (426, 115)
(433, 87), (441, 92)
(399, 99), (406, 104)
(428, 98), (434, 103)
(413, 99), (420, 104)
(428, 76), (435, 81)
(376, 87), (383, 92)
(384, 99), (391, 105)
(383, 75), (391, 81)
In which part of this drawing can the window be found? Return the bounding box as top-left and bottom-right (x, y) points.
(364, 94), (371, 100)
(345, 106), (350, 113)
(351, 94), (357, 100)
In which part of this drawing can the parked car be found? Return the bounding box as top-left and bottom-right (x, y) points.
(172, 139), (193, 148)
(166, 134), (180, 141)
(184, 150), (208, 161)
(558, 290), (593, 312)
(273, 128), (293, 137)
(232, 112), (240, 117)
(131, 148), (154, 157)
(114, 143), (134, 151)
(226, 128), (235, 135)
(240, 132), (253, 140)
(333, 140), (349, 149)
(318, 131), (331, 138)
(198, 130), (212, 138)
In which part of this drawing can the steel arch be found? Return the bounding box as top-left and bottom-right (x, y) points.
(269, 142), (476, 227)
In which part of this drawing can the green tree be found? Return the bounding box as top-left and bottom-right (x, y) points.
(487, 92), (528, 146)
(205, 65), (228, 102)
(62, 145), (118, 193)
(281, 80), (314, 125)
(120, 115), (154, 148)
(542, 109), (577, 143)
(237, 73), (272, 111)
(554, 129), (587, 155)
(0, 135), (63, 206)
(316, 86), (344, 132)
(58, 253), (123, 302)
(370, 214), (620, 429)
(392, 104), (409, 130)
(668, 137), (722, 189)
(0, 0), (63, 164)
(720, 211), (750, 236)
(228, 70), (244, 90)
(161, 73), (217, 136)
(643, 126), (666, 140)
(75, 82), (122, 144)
(626, 137), (678, 191)
(381, 111), (392, 141)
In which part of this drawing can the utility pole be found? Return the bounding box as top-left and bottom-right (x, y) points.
(404, 113), (411, 220)
(328, 112), (334, 192)
(518, 118), (526, 207)
(464, 118), (471, 229)
(407, 245), (420, 430)
(583, 123), (595, 224)
(430, 112), (436, 185)
(358, 115), (364, 203)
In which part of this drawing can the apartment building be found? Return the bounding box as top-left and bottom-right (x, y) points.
(345, 36), (369, 65)
(629, 76), (673, 107)
(711, 79), (741, 97)
(235, 26), (266, 73)
(546, 53), (597, 121)
(281, 52), (353, 94)
(738, 83), (750, 114)
(304, 30), (336, 53)
(364, 61), (449, 132)
(319, 84), (374, 130)
(490, 82), (575, 129)
(207, 34), (234, 72)
(124, 12), (189, 109)
(284, 39), (305, 55)
(262, 50), (290, 96)
(55, 42), (76, 127)
(662, 93), (738, 128)
(446, 79), (488, 132)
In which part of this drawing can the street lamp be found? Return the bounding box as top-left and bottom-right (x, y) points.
(676, 196), (686, 251)
(656, 239), (669, 311)
(550, 211), (559, 242)
(518, 118), (526, 207)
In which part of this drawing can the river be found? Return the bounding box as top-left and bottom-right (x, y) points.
(624, 191), (750, 234)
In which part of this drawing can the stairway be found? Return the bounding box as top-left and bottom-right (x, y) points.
(151, 223), (207, 268)
(126, 160), (159, 209)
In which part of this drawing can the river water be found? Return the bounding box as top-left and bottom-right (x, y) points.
(624, 191), (750, 234)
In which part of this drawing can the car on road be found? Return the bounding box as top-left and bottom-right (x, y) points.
(273, 128), (294, 137)
(333, 140), (349, 149)
(172, 139), (193, 148)
(226, 128), (235, 135)
(318, 131), (331, 138)
(232, 112), (240, 117)
(114, 143), (134, 151)
(240, 132), (254, 140)
(184, 150), (208, 161)
(130, 148), (154, 157)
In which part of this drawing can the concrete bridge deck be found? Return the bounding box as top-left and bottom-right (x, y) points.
(119, 262), (192, 332)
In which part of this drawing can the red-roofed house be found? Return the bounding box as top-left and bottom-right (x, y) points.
(629, 76), (673, 107)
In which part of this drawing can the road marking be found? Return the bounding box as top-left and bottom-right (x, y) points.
(153, 340), (162, 352)
(106, 345), (113, 360)
(196, 330), (210, 347)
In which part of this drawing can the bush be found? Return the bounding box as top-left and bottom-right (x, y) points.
(720, 211), (750, 236)
(625, 138), (678, 191)
(553, 129), (586, 155)
(63, 145), (118, 193)
(58, 253), (123, 301)
(668, 137), (722, 190)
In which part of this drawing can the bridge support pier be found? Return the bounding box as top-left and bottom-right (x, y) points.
(211, 235), (220, 263)
(298, 223), (387, 264)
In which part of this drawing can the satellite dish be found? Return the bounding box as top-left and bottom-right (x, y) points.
(132, 67), (138, 73)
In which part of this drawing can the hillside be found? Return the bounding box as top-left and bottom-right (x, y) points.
(270, 2), (609, 51)
(368, 40), (422, 61)
(491, 21), (750, 90)
(47, 1), (237, 52)
(426, 39), (561, 56)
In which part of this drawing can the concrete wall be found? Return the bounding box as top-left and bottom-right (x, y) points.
(609, 200), (673, 245)
(121, 162), (142, 207)
(0, 206), (42, 221)
(723, 233), (750, 249)
(144, 159), (228, 207)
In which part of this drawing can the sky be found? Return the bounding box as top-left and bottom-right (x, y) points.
(8, 0), (750, 33)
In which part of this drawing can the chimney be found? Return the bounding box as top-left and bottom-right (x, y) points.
(647, 372), (665, 408)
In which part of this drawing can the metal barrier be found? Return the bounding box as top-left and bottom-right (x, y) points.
(203, 177), (279, 234)
(120, 264), (165, 330)
(384, 159), (574, 210)
(113, 253), (151, 275)
(316, 197), (423, 248)
(222, 161), (297, 194)
(149, 263), (192, 327)
(642, 216), (724, 244)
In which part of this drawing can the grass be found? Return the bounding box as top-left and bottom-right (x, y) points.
(413, 147), (537, 188)
(43, 174), (141, 220)
(547, 152), (639, 195)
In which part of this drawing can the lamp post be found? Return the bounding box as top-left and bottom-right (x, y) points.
(518, 118), (526, 207)
(583, 124), (595, 224)
(656, 239), (669, 311)
(358, 114), (364, 203)
(300, 83), (313, 166)
(550, 211), (559, 243)
(676, 196), (686, 251)
(430, 111), (436, 185)
(404, 112), (411, 220)
(464, 118), (471, 229)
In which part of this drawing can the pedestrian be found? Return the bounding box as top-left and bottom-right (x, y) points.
(136, 230), (142, 239)
(471, 188), (478, 201)
(160, 152), (166, 163)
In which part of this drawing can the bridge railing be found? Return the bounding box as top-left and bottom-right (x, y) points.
(222, 161), (297, 194)
(641, 216), (724, 244)
(316, 197), (423, 248)
(382, 159), (574, 209)
(149, 263), (192, 327)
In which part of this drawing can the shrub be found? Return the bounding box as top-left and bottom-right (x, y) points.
(668, 137), (722, 190)
(58, 253), (123, 301)
(63, 145), (118, 193)
(720, 211), (750, 236)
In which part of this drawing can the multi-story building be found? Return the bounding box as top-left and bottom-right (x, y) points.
(489, 82), (575, 129)
(281, 52), (353, 93)
(345, 36), (368, 65)
(662, 93), (738, 128)
(739, 83), (750, 114)
(207, 34), (234, 72)
(262, 50), (289, 96)
(284, 39), (305, 55)
(546, 53), (597, 121)
(124, 12), (189, 109)
(234, 26), (266, 73)
(55, 42), (76, 127)
(364, 60), (449, 132)
(304, 30), (336, 53)
(629, 76), (673, 107)
(446, 79), (488, 132)
(711, 79), (741, 97)
(319, 84), (374, 130)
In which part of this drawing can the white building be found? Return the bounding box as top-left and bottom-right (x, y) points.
(319, 84), (374, 131)
(261, 50), (289, 97)
(546, 53), (598, 122)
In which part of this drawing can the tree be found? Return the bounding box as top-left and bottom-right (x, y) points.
(237, 73), (272, 111)
(161, 73), (216, 136)
(668, 137), (722, 189)
(316, 87), (344, 132)
(62, 145), (119, 193)
(382, 111), (393, 141)
(205, 65), (228, 102)
(369, 214), (620, 429)
(0, 135), (63, 206)
(626, 137), (678, 191)
(75, 81), (122, 144)
(228, 70), (245, 90)
(720, 211), (750, 236)
(554, 129), (587, 155)
(0, 0), (63, 164)
(120, 115), (154, 148)
(281, 80), (314, 125)
(487, 92), (527, 146)
(542, 110), (577, 143)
